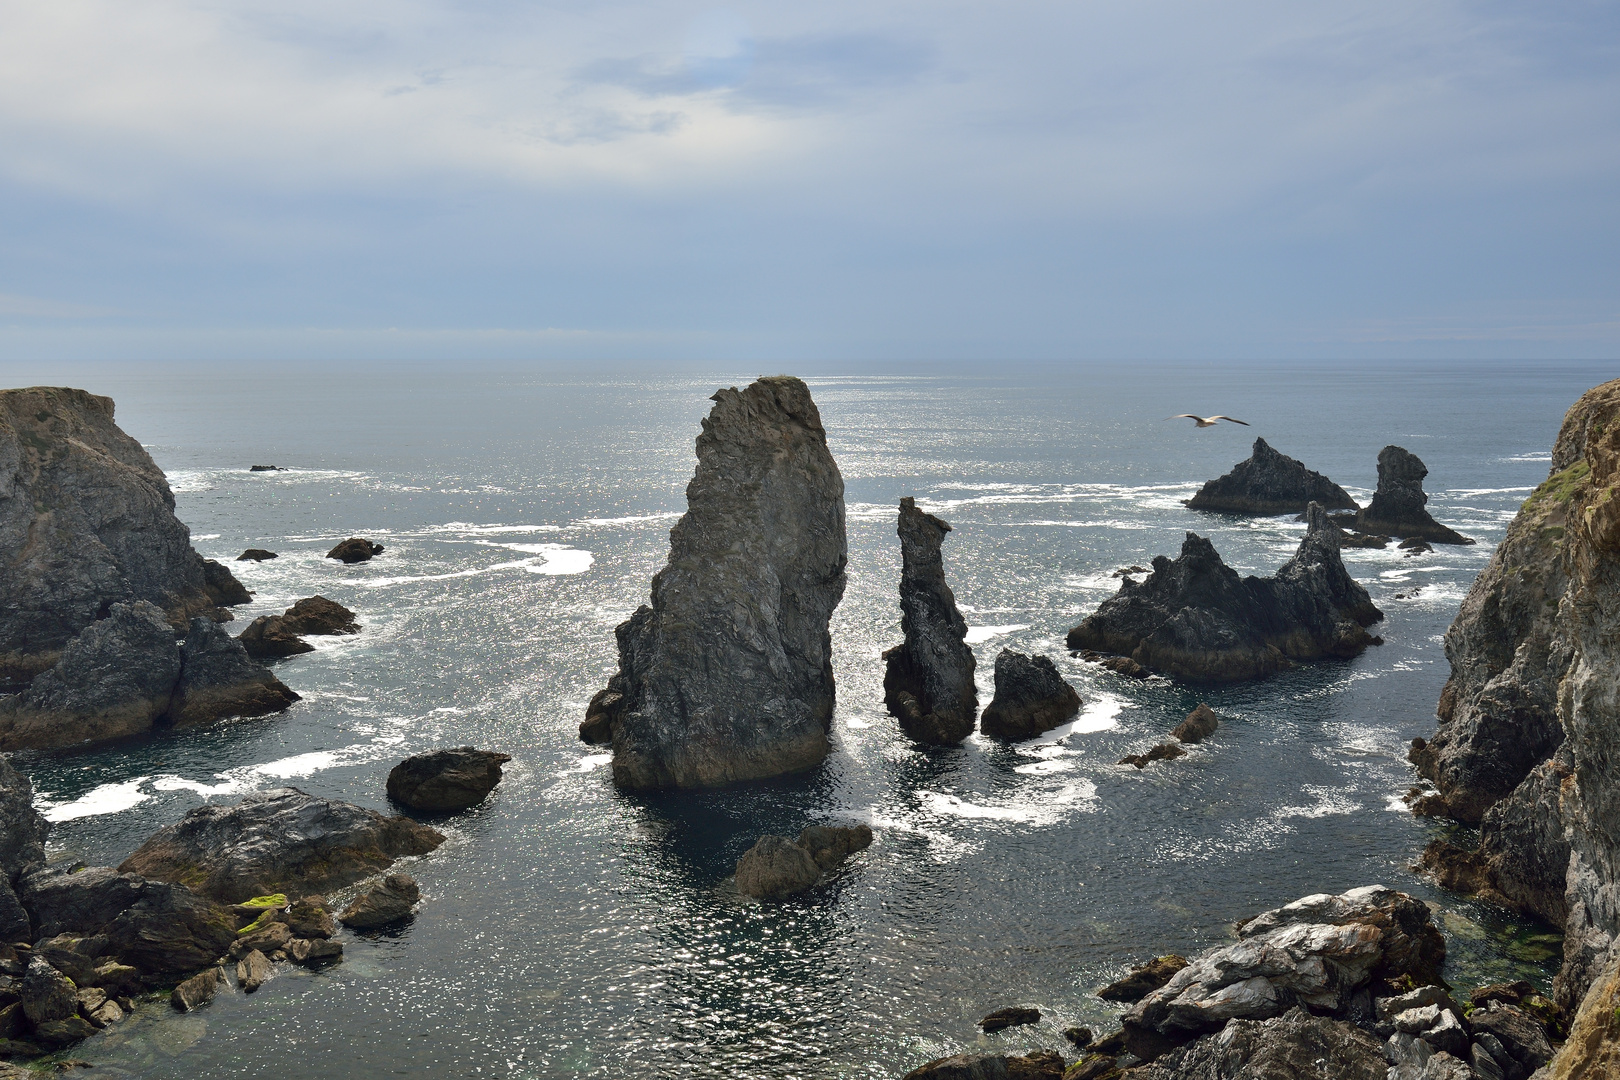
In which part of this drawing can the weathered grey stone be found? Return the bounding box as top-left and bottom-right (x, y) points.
(339, 872), (420, 929)
(20, 864), (148, 938)
(883, 498), (977, 744)
(1377, 984), (1462, 1020)
(235, 949), (272, 993)
(1136, 1006), (1386, 1079)
(979, 650), (1080, 742)
(1419, 1008), (1470, 1059)
(1355, 446), (1473, 544)
(386, 747), (511, 810)
(0, 757), (46, 884)
(0, 387), (230, 685)
(734, 824), (872, 901)
(1065, 504), (1383, 682)
(170, 968), (218, 1010)
(120, 787), (444, 904)
(172, 616), (299, 727)
(19, 957), (75, 1025)
(1468, 1002), (1553, 1075)
(1186, 438), (1359, 516)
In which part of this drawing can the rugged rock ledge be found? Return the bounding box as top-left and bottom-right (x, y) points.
(1355, 446), (1474, 545)
(0, 387), (251, 685)
(1185, 438), (1358, 515)
(1065, 504), (1383, 681)
(883, 498), (978, 744)
(587, 377), (848, 790)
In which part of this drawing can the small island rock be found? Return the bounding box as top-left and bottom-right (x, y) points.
(979, 650), (1081, 741)
(883, 498), (977, 744)
(386, 747), (511, 810)
(979, 1006), (1040, 1032)
(1186, 438), (1359, 515)
(1353, 446), (1473, 544)
(326, 538), (383, 563)
(735, 823), (872, 901)
(1170, 704), (1219, 744)
(237, 595), (359, 659)
(236, 549), (278, 561)
(339, 872), (420, 929)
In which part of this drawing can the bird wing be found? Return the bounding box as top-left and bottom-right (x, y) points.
(1165, 415), (1203, 421)
(1209, 416), (1250, 425)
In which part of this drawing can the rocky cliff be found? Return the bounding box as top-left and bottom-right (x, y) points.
(589, 376), (848, 790)
(1065, 503), (1383, 681)
(1412, 378), (1620, 1071)
(0, 387), (250, 684)
(1185, 437), (1359, 515)
(882, 498), (978, 744)
(1355, 445), (1473, 545)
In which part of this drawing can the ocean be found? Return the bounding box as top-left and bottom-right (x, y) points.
(1, 359), (1604, 1078)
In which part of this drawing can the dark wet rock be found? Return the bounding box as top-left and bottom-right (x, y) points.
(386, 747), (511, 811)
(883, 498), (977, 745)
(287, 938), (342, 965)
(326, 538), (383, 563)
(578, 688), (620, 744)
(248, 465), (284, 472)
(599, 377), (848, 790)
(1471, 981), (1534, 1009)
(1087, 653), (1147, 679)
(338, 872), (420, 929)
(1062, 1026), (1093, 1049)
(1120, 744), (1186, 769)
(101, 881), (236, 982)
(1004, 1051), (1063, 1080)
(0, 601), (180, 749)
(1115, 565), (1149, 578)
(236, 614), (315, 659)
(1186, 438), (1359, 516)
(90, 961), (140, 997)
(284, 596), (359, 635)
(172, 617), (298, 727)
(980, 1006), (1040, 1032)
(0, 387), (230, 684)
(0, 889), (24, 955)
(1171, 704), (1219, 744)
(735, 824), (872, 901)
(1136, 1006), (1386, 1080)
(170, 968), (218, 1010)
(201, 559), (252, 606)
(284, 896), (334, 940)
(1337, 531), (1390, 549)
(1469, 1003), (1553, 1075)
(1065, 504), (1383, 682)
(1098, 956), (1188, 1003)
(33, 939), (96, 987)
(236, 549), (278, 561)
(19, 958), (75, 1026)
(20, 865), (148, 938)
(120, 787), (445, 904)
(1062, 1055), (1117, 1080)
(1401, 537), (1435, 557)
(980, 650), (1081, 741)
(903, 1053), (1011, 1080)
(0, 758), (47, 884)
(31, 1015), (94, 1050)
(235, 949), (272, 993)
(1354, 446), (1473, 544)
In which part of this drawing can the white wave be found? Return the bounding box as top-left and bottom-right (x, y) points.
(1500, 452), (1552, 462)
(192, 533), (221, 541)
(37, 777), (151, 822)
(350, 546), (592, 586)
(426, 522), (564, 535)
(1006, 519), (1153, 530)
(964, 624), (1030, 644)
(167, 471), (214, 493)
(1013, 758), (1075, 775)
(557, 753), (612, 776)
(917, 780), (1097, 825)
(1033, 694), (1125, 740)
(1271, 786), (1361, 820)
(1445, 487), (1533, 497)
(576, 514), (680, 526)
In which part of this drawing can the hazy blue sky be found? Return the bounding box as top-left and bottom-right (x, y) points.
(1, 0), (1616, 361)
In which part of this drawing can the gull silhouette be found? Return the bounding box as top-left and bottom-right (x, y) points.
(1166, 414), (1250, 428)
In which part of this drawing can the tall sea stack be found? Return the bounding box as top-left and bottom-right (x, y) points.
(882, 498), (977, 744)
(588, 377), (848, 791)
(1412, 378), (1620, 1074)
(1354, 445), (1473, 544)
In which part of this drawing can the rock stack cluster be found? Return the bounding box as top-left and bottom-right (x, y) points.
(882, 498), (978, 744)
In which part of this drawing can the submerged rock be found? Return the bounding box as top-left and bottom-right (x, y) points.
(120, 787), (445, 904)
(883, 498), (977, 744)
(1120, 743), (1186, 769)
(326, 538), (383, 563)
(339, 872), (420, 929)
(735, 823), (872, 901)
(0, 387), (240, 685)
(1186, 438), (1359, 515)
(596, 377), (848, 790)
(386, 747), (511, 810)
(1353, 446), (1473, 544)
(171, 617), (299, 727)
(979, 1006), (1040, 1032)
(979, 650), (1081, 741)
(1065, 504), (1383, 682)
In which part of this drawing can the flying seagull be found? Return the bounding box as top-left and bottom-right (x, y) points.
(1167, 414), (1250, 428)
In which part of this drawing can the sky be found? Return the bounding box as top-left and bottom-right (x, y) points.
(0, 0), (1617, 362)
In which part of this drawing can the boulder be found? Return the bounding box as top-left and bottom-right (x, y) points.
(287, 938), (342, 965)
(1185, 438), (1359, 516)
(100, 881), (237, 982)
(1353, 446), (1473, 544)
(119, 787), (445, 903)
(171, 617), (299, 726)
(883, 498), (977, 744)
(20, 865), (148, 938)
(578, 689), (619, 744)
(1061, 1026), (1092, 1049)
(1135, 1006), (1386, 1080)
(236, 949), (272, 993)
(284, 896), (335, 940)
(237, 596), (360, 660)
(1065, 504), (1383, 682)
(1468, 1002), (1554, 1076)
(903, 1054), (1011, 1080)
(0, 387), (229, 684)
(170, 968), (218, 1010)
(1098, 955), (1188, 1002)
(386, 747), (511, 811)
(735, 824), (872, 901)
(979, 650), (1081, 741)
(201, 559), (252, 606)
(1079, 652), (1147, 679)
(236, 549), (278, 561)
(326, 538), (383, 563)
(979, 1006), (1040, 1032)
(283, 596), (359, 635)
(18, 958), (75, 1026)
(236, 614), (316, 659)
(597, 377), (848, 790)
(228, 921), (293, 961)
(1171, 704), (1219, 744)
(338, 872), (420, 929)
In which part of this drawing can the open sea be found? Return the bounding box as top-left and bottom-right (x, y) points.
(0, 359), (1608, 1079)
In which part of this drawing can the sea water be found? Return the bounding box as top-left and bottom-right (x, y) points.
(2, 359), (1603, 1078)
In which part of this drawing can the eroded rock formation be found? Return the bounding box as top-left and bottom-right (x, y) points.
(883, 498), (977, 744)
(590, 376), (848, 790)
(1354, 445), (1473, 544)
(979, 650), (1080, 741)
(387, 747), (510, 810)
(0, 387), (251, 684)
(1065, 503), (1383, 681)
(1186, 438), (1358, 515)
(327, 538), (383, 563)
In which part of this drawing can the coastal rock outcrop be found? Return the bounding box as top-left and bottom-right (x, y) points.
(1136, 1006), (1387, 1080)
(327, 538), (383, 563)
(237, 595), (360, 659)
(171, 617), (300, 726)
(979, 650), (1080, 741)
(0, 387), (250, 685)
(339, 872), (420, 929)
(119, 787), (445, 903)
(1185, 438), (1359, 515)
(883, 498), (977, 744)
(591, 376), (848, 790)
(1066, 504), (1383, 681)
(386, 747), (511, 810)
(734, 823), (872, 901)
(1354, 446), (1473, 544)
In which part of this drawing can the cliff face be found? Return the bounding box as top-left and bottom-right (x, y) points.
(1416, 379), (1620, 1063)
(882, 498), (978, 744)
(598, 377), (848, 790)
(1185, 438), (1358, 515)
(0, 387), (247, 684)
